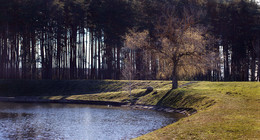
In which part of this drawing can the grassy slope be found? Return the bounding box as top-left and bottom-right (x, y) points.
(0, 80), (259, 139)
(136, 82), (260, 140)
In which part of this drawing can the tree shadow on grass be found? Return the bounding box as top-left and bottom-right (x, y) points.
(156, 89), (174, 106)
(155, 89), (210, 109)
(122, 89), (154, 105)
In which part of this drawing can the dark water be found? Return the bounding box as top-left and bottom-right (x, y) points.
(0, 102), (183, 140)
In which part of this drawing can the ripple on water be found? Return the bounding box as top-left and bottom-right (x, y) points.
(0, 102), (184, 140)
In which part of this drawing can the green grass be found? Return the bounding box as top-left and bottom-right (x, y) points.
(135, 82), (260, 140)
(0, 80), (259, 139)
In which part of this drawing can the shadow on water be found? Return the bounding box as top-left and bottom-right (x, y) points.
(0, 112), (46, 140)
(0, 112), (32, 119)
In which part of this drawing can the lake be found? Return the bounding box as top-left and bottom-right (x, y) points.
(0, 102), (184, 140)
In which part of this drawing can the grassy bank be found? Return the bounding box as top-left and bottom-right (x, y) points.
(0, 80), (259, 139)
(136, 82), (260, 139)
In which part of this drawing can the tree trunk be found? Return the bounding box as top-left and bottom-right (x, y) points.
(106, 44), (113, 79)
(31, 31), (36, 79)
(98, 35), (101, 79)
(258, 57), (260, 82)
(64, 30), (68, 79)
(2, 31), (7, 79)
(172, 66), (178, 89)
(41, 31), (45, 79)
(251, 49), (256, 81)
(88, 31), (91, 79)
(151, 51), (157, 79)
(116, 44), (121, 80)
(90, 32), (94, 79)
(135, 48), (142, 80)
(57, 29), (61, 79)
(82, 28), (85, 78)
(22, 33), (27, 79)
(224, 43), (230, 81)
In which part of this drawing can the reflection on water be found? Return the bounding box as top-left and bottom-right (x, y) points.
(0, 102), (183, 140)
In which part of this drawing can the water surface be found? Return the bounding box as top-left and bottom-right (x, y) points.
(0, 102), (183, 140)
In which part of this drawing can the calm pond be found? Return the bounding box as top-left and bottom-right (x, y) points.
(0, 102), (184, 140)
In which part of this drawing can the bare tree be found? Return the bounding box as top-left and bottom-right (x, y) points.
(125, 5), (217, 89)
(121, 46), (136, 103)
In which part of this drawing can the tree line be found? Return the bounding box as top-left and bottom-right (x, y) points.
(0, 0), (259, 83)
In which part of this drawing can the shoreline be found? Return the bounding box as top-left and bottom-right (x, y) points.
(0, 96), (196, 116)
(1, 81), (259, 139)
(0, 96), (127, 106)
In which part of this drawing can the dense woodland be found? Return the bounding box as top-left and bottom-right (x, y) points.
(0, 0), (259, 82)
